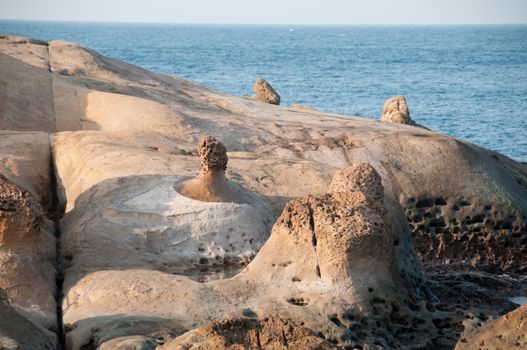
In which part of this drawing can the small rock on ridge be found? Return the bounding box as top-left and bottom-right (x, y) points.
(252, 78), (281, 105)
(380, 95), (416, 125)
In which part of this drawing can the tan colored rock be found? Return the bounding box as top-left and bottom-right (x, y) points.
(0, 51), (56, 132)
(99, 336), (161, 350)
(380, 95), (416, 125)
(0, 131), (53, 209)
(159, 316), (337, 349)
(179, 135), (250, 203)
(0, 35), (49, 69)
(0, 37), (526, 349)
(252, 78), (280, 105)
(63, 165), (464, 349)
(289, 104), (317, 111)
(0, 288), (57, 349)
(0, 174), (56, 329)
(455, 304), (527, 350)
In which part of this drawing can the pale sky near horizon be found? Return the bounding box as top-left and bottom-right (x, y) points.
(1, 0), (527, 25)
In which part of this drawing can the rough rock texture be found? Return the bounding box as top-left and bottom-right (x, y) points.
(61, 165), (483, 349)
(1, 36), (527, 349)
(199, 135), (228, 173)
(3, 36), (519, 276)
(380, 95), (416, 125)
(179, 135), (252, 203)
(252, 78), (281, 105)
(0, 131), (52, 209)
(455, 304), (527, 350)
(99, 336), (161, 350)
(0, 288), (57, 349)
(159, 317), (337, 349)
(0, 174), (57, 329)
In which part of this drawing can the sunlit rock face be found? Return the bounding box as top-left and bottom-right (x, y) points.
(253, 78), (281, 105)
(0, 174), (57, 330)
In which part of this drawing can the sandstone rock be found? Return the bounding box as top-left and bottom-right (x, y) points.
(62, 164), (478, 349)
(0, 288), (57, 349)
(60, 175), (274, 283)
(455, 304), (527, 350)
(64, 315), (179, 350)
(0, 53), (56, 131)
(0, 35), (49, 69)
(0, 174), (56, 329)
(159, 316), (337, 349)
(0, 132), (53, 209)
(26, 38), (524, 276)
(179, 135), (251, 203)
(99, 336), (161, 350)
(380, 95), (416, 125)
(252, 78), (280, 105)
(1, 37), (526, 349)
(289, 104), (317, 111)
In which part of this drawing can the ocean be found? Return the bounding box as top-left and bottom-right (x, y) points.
(0, 21), (526, 161)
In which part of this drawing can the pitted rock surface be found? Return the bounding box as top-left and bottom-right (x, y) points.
(253, 78), (281, 105)
(380, 95), (416, 125)
(199, 135), (228, 173)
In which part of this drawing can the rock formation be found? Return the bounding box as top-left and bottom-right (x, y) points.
(0, 174), (57, 329)
(0, 288), (57, 349)
(252, 78), (281, 105)
(61, 163), (480, 349)
(1, 36), (526, 349)
(179, 135), (249, 203)
(455, 304), (527, 350)
(159, 317), (338, 349)
(380, 95), (416, 125)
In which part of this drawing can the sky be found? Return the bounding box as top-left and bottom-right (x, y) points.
(1, 0), (527, 25)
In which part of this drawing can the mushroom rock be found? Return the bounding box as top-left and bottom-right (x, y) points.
(60, 135), (274, 283)
(455, 304), (527, 350)
(380, 95), (416, 125)
(158, 316), (338, 350)
(0, 288), (57, 349)
(252, 78), (281, 105)
(179, 135), (250, 204)
(0, 174), (56, 329)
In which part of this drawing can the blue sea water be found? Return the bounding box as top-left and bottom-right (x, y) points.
(0, 21), (526, 161)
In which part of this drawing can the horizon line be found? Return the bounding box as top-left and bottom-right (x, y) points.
(1, 18), (526, 26)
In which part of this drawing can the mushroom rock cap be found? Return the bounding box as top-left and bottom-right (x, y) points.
(252, 78), (281, 105)
(199, 135), (228, 173)
(380, 95), (416, 125)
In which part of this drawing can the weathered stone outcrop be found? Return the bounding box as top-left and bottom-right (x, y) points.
(0, 288), (57, 349)
(61, 164), (481, 349)
(179, 135), (250, 203)
(252, 78), (281, 105)
(1, 36), (527, 349)
(158, 317), (337, 349)
(0, 174), (56, 329)
(455, 304), (527, 350)
(380, 95), (416, 125)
